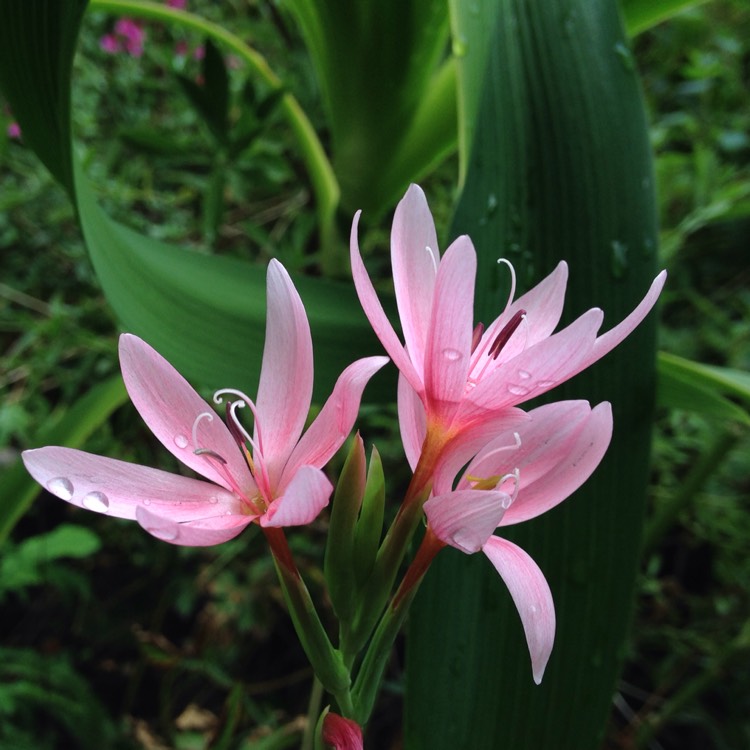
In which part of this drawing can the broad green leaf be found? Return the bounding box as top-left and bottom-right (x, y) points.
(0, 375), (128, 543)
(0, 0), (86, 194)
(619, 0), (710, 36)
(282, 0), (455, 215)
(657, 351), (750, 423)
(406, 2), (661, 748)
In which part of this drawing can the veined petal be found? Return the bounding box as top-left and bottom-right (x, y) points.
(397, 372), (427, 471)
(500, 402), (613, 526)
(22, 446), (242, 521)
(425, 490), (509, 553)
(136, 504), (254, 546)
(482, 536), (555, 684)
(424, 236), (476, 423)
(282, 355), (388, 487)
(119, 334), (251, 492)
(589, 270), (667, 363)
(433, 407), (530, 494)
(261, 465), (333, 527)
(391, 184), (440, 377)
(350, 211), (424, 395)
(460, 308), (604, 419)
(256, 260), (314, 482)
(460, 401), (593, 491)
(478, 261), (569, 363)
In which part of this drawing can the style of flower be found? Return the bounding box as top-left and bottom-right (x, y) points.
(420, 399), (613, 683)
(351, 184), (666, 468)
(322, 711), (364, 750)
(23, 260), (387, 546)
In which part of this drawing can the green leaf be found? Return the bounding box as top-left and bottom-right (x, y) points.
(619, 0), (710, 37)
(0, 375), (127, 544)
(282, 0), (455, 214)
(0, 0), (86, 194)
(657, 351), (750, 423)
(406, 1), (661, 748)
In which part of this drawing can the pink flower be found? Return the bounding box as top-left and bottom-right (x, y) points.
(322, 712), (363, 750)
(422, 400), (613, 683)
(166, 0), (187, 8)
(101, 19), (145, 57)
(351, 184), (666, 458)
(23, 261), (387, 546)
(6, 121), (21, 139)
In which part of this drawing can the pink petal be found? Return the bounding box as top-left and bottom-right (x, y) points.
(589, 270), (667, 363)
(350, 211), (423, 394)
(322, 711), (364, 750)
(460, 308), (604, 418)
(424, 237), (476, 424)
(478, 261), (569, 363)
(136, 505), (253, 546)
(482, 536), (555, 684)
(432, 407), (530, 494)
(118, 334), (252, 494)
(260, 465), (333, 527)
(391, 184), (440, 377)
(255, 260), (314, 483)
(500, 401), (613, 526)
(282, 355), (388, 486)
(425, 490), (510, 553)
(397, 372), (427, 471)
(460, 401), (594, 491)
(22, 446), (242, 521)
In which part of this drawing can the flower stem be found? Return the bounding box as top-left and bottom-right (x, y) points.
(301, 677), (324, 750)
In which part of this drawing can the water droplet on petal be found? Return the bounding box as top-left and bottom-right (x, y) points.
(47, 477), (74, 500)
(174, 434), (189, 448)
(529, 604), (538, 615)
(443, 348), (463, 362)
(507, 383), (530, 396)
(82, 491), (110, 513)
(145, 524), (178, 542)
(209, 495), (218, 504)
(518, 369), (531, 380)
(143, 499), (152, 506)
(536, 379), (556, 389)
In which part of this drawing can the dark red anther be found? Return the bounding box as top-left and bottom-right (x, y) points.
(471, 322), (485, 354)
(488, 309), (526, 360)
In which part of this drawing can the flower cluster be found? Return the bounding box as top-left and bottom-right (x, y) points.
(23, 185), (665, 745)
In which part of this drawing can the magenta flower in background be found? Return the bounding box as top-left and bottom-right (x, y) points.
(166, 0), (187, 8)
(351, 184), (666, 465)
(23, 260), (387, 546)
(322, 712), (364, 750)
(422, 400), (613, 683)
(6, 121), (21, 139)
(100, 18), (145, 57)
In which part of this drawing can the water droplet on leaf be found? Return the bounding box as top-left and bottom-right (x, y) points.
(47, 477), (74, 500)
(610, 240), (629, 279)
(82, 491), (110, 513)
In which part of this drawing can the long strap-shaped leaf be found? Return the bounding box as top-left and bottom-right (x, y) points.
(0, 0), (392, 401)
(405, 2), (660, 747)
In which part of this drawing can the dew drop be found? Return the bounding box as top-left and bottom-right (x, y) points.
(529, 604), (538, 615)
(452, 36), (468, 58)
(536, 379), (556, 389)
(146, 525), (178, 542)
(442, 348), (463, 362)
(209, 495), (219, 504)
(613, 41), (635, 72)
(507, 383), (530, 396)
(518, 369), (531, 380)
(82, 491), (110, 513)
(47, 477), (74, 500)
(174, 434), (189, 449)
(143, 499), (152, 506)
(610, 240), (629, 279)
